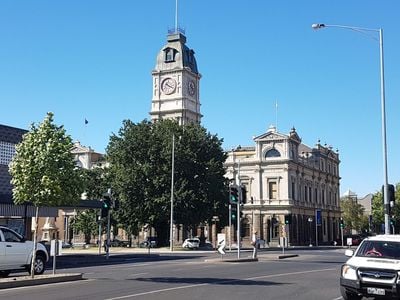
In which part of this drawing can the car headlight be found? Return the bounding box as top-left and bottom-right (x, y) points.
(342, 265), (358, 280)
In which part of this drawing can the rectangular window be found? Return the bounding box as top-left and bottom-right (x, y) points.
(291, 181), (296, 200)
(304, 186), (308, 201)
(315, 188), (318, 203)
(269, 181), (277, 199)
(309, 187), (312, 202)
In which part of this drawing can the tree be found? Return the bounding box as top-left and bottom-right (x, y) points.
(341, 198), (366, 233)
(69, 168), (110, 244)
(371, 183), (400, 233)
(106, 119), (228, 246)
(371, 191), (384, 233)
(70, 209), (99, 244)
(9, 112), (83, 277)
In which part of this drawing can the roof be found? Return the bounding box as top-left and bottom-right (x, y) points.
(154, 33), (199, 75)
(366, 235), (400, 242)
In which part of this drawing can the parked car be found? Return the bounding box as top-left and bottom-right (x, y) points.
(139, 237), (158, 248)
(336, 234), (365, 246)
(110, 239), (130, 247)
(344, 235), (365, 246)
(0, 226), (49, 277)
(182, 238), (200, 249)
(340, 234), (400, 299)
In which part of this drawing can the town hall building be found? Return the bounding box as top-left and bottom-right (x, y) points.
(225, 126), (342, 246)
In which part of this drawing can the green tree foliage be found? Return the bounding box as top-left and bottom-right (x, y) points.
(70, 168), (111, 243)
(371, 183), (400, 233)
(341, 198), (366, 233)
(70, 209), (99, 244)
(9, 112), (83, 277)
(371, 191), (384, 232)
(106, 119), (228, 246)
(9, 112), (83, 207)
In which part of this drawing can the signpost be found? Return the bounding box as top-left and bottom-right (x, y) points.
(50, 239), (62, 275)
(315, 210), (321, 247)
(217, 233), (226, 256)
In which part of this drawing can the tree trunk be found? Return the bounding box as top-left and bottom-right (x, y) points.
(30, 206), (39, 278)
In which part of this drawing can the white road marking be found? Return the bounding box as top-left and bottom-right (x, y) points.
(105, 267), (338, 300)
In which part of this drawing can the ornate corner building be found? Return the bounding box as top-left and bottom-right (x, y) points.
(225, 126), (341, 246)
(150, 30), (202, 125)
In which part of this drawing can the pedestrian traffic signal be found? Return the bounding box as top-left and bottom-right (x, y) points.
(339, 218), (344, 229)
(229, 185), (239, 204)
(284, 214), (292, 225)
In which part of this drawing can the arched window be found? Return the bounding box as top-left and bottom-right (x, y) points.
(265, 148), (281, 158)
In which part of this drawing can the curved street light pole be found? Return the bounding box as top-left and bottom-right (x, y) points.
(312, 23), (389, 234)
(170, 134), (175, 251)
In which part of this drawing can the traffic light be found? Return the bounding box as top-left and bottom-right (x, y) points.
(240, 185), (247, 203)
(101, 195), (111, 218)
(229, 185), (239, 204)
(284, 214), (292, 225)
(339, 218), (344, 229)
(389, 184), (395, 208)
(390, 216), (396, 226)
(231, 208), (237, 222)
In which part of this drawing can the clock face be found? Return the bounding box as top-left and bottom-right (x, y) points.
(161, 78), (177, 95)
(188, 80), (196, 96)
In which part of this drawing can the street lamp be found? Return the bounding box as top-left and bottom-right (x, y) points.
(308, 217), (313, 247)
(170, 134), (175, 251)
(312, 23), (390, 234)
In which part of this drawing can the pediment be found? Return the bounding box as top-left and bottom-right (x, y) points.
(289, 131), (301, 143)
(71, 143), (91, 154)
(253, 131), (287, 142)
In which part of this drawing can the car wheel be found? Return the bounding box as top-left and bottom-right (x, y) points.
(28, 254), (46, 275)
(0, 271), (10, 278)
(340, 286), (362, 300)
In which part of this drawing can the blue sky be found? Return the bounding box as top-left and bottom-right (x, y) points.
(1, 1), (399, 197)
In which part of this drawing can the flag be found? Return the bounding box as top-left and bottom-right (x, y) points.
(84, 118), (88, 125)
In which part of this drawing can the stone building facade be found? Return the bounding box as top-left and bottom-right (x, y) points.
(225, 126), (341, 246)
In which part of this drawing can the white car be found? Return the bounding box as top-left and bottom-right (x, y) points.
(0, 226), (49, 277)
(340, 234), (400, 300)
(182, 238), (200, 249)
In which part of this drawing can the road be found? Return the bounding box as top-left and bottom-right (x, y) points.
(0, 248), (350, 300)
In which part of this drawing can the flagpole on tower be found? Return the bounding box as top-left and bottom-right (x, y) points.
(175, 0), (178, 33)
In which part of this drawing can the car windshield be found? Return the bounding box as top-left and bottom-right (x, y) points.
(357, 240), (400, 259)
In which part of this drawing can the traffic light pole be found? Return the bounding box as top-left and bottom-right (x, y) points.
(106, 209), (111, 259)
(228, 204), (232, 252)
(237, 160), (241, 259)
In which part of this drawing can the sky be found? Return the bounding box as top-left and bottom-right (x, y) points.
(0, 1), (399, 198)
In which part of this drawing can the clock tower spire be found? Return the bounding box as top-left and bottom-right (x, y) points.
(150, 29), (202, 125)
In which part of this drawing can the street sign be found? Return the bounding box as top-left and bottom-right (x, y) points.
(217, 233), (226, 255)
(316, 209), (322, 226)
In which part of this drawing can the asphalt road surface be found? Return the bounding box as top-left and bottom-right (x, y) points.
(0, 248), (351, 300)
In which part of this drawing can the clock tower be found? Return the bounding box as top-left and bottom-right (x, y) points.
(150, 31), (202, 125)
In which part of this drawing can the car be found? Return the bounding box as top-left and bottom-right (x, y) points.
(139, 237), (158, 248)
(340, 234), (400, 299)
(182, 238), (200, 249)
(337, 234), (365, 246)
(0, 226), (49, 277)
(110, 239), (130, 247)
